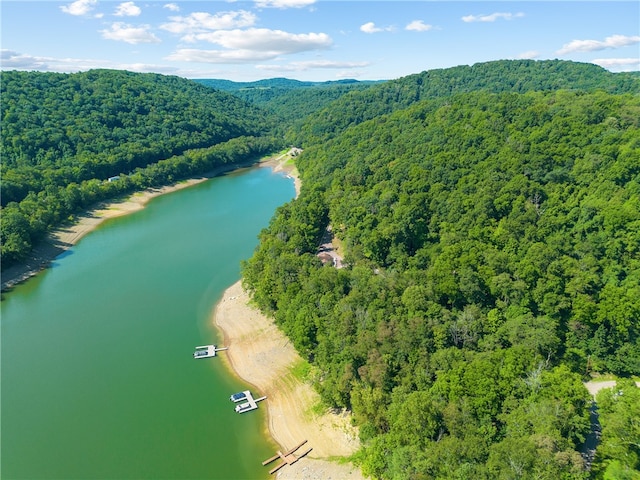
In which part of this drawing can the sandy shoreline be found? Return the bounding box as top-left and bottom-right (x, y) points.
(213, 281), (364, 480)
(212, 150), (364, 479)
(2, 148), (365, 477)
(1, 152), (295, 292)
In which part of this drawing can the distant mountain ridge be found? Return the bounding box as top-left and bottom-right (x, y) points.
(195, 77), (383, 127)
(195, 76), (370, 92)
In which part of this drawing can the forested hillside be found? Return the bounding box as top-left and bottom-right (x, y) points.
(1, 69), (280, 268)
(242, 78), (640, 477)
(2, 59), (639, 477)
(287, 59), (640, 146)
(196, 77), (379, 128)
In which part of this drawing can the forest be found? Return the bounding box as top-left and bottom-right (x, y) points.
(0, 69), (282, 267)
(195, 77), (379, 129)
(241, 61), (640, 479)
(2, 59), (639, 478)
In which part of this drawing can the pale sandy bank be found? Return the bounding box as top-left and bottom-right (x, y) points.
(1, 177), (212, 291)
(213, 281), (365, 480)
(1, 151), (298, 292)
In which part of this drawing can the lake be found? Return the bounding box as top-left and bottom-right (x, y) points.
(1, 166), (295, 479)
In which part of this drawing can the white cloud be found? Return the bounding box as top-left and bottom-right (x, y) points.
(114, 2), (141, 17)
(1, 49), (49, 69)
(256, 59), (369, 71)
(163, 3), (180, 12)
(123, 63), (181, 74)
(254, 0), (316, 8)
(0, 49), (95, 72)
(100, 23), (161, 44)
(166, 28), (332, 64)
(360, 22), (394, 34)
(557, 34), (640, 55)
(360, 22), (381, 33)
(166, 48), (278, 63)
(187, 28), (331, 53)
(0, 49), (237, 78)
(591, 57), (640, 71)
(161, 11), (257, 35)
(462, 12), (524, 23)
(516, 50), (540, 59)
(60, 0), (97, 16)
(405, 20), (433, 32)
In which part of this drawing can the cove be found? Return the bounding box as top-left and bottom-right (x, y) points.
(1, 166), (295, 479)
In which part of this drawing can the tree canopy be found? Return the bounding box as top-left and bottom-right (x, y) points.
(242, 63), (640, 478)
(2, 59), (639, 479)
(1, 69), (281, 268)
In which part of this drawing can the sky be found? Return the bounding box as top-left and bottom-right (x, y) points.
(1, 0), (639, 81)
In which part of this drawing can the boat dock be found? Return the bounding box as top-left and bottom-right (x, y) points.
(231, 390), (267, 413)
(193, 345), (228, 359)
(262, 440), (312, 475)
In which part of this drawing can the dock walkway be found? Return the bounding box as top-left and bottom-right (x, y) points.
(262, 439), (312, 475)
(232, 390), (267, 413)
(193, 345), (228, 359)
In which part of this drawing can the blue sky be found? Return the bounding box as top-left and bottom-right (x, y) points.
(2, 1), (638, 81)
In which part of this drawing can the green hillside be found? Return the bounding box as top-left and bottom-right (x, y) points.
(2, 60), (639, 478)
(196, 77), (380, 126)
(290, 59), (640, 146)
(242, 85), (640, 476)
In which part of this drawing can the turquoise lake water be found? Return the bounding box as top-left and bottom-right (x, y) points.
(1, 166), (295, 479)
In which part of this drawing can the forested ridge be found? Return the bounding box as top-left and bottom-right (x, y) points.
(196, 77), (380, 130)
(1, 69), (282, 268)
(286, 59), (640, 147)
(242, 62), (640, 478)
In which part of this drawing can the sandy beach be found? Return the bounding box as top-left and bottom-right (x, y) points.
(213, 150), (365, 479)
(213, 281), (364, 480)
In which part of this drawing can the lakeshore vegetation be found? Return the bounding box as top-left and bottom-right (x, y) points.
(2, 60), (639, 479)
(1, 69), (283, 267)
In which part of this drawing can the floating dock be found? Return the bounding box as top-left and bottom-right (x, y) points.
(193, 345), (228, 359)
(230, 391), (247, 402)
(231, 390), (266, 413)
(262, 439), (312, 474)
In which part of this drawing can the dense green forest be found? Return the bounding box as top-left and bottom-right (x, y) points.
(242, 62), (640, 479)
(0, 69), (282, 268)
(2, 59), (639, 478)
(196, 77), (379, 129)
(286, 59), (640, 147)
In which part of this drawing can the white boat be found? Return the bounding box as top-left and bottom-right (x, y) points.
(230, 391), (248, 402)
(230, 390), (266, 413)
(235, 402), (254, 413)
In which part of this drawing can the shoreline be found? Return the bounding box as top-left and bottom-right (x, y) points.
(1, 151), (295, 293)
(213, 149), (364, 478)
(2, 147), (365, 477)
(213, 281), (364, 480)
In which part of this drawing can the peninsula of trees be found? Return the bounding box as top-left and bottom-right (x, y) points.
(2, 59), (639, 479)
